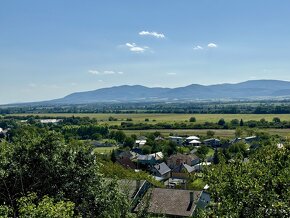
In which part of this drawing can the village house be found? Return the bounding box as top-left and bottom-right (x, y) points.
(188, 139), (201, 146)
(169, 136), (183, 145)
(171, 163), (195, 179)
(185, 136), (200, 144)
(204, 138), (221, 147)
(245, 136), (258, 143)
(137, 152), (164, 166)
(151, 162), (171, 180)
(135, 188), (210, 217)
(193, 162), (212, 172)
(116, 156), (136, 170)
(167, 153), (200, 169)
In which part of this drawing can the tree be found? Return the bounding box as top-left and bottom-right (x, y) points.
(110, 149), (117, 163)
(189, 117), (196, 122)
(196, 145), (209, 160)
(0, 126), (131, 217)
(240, 119), (244, 126)
(218, 118), (226, 126)
(206, 130), (215, 138)
(141, 145), (152, 155)
(123, 137), (134, 149)
(17, 193), (75, 218)
(230, 119), (239, 126)
(204, 144), (290, 217)
(235, 128), (243, 137)
(272, 117), (281, 123)
(213, 149), (220, 165)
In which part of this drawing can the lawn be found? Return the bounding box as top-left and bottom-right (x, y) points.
(94, 146), (116, 154)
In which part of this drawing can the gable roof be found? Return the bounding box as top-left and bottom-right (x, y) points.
(153, 162), (171, 176)
(189, 139), (201, 144)
(135, 188), (202, 217)
(186, 136), (200, 140)
(137, 155), (154, 161)
(116, 157), (136, 169)
(149, 152), (164, 160)
(204, 138), (221, 143)
(173, 163), (194, 173)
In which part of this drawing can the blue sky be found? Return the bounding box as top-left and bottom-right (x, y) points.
(1, 0), (290, 104)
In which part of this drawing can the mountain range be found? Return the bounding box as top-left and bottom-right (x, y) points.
(45, 80), (290, 104)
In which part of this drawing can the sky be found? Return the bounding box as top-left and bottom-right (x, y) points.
(1, 0), (290, 104)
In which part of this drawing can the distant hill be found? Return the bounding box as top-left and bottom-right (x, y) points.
(7, 80), (290, 105)
(46, 80), (290, 104)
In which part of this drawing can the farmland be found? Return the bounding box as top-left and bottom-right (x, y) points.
(9, 113), (290, 125)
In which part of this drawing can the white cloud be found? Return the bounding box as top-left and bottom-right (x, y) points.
(208, 43), (218, 48)
(89, 70), (124, 75)
(167, 72), (177, 75)
(193, 45), (203, 50)
(125, 42), (148, 53)
(88, 70), (101, 75)
(139, 31), (165, 39)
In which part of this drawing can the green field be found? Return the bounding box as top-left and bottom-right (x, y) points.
(94, 146), (116, 154)
(9, 113), (290, 125)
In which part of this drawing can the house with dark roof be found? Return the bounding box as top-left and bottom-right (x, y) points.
(167, 153), (199, 169)
(135, 188), (209, 217)
(168, 136), (183, 145)
(204, 138), (221, 147)
(137, 155), (156, 166)
(116, 157), (136, 170)
(151, 162), (171, 180)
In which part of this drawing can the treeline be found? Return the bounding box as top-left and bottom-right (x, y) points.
(1, 101), (290, 114)
(115, 118), (290, 130)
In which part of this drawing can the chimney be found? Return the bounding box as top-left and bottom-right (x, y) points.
(187, 192), (194, 211)
(190, 192), (194, 203)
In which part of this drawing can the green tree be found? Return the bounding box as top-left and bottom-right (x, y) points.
(0, 126), (131, 217)
(111, 149), (117, 163)
(218, 118), (226, 126)
(189, 117), (196, 122)
(230, 119), (239, 126)
(272, 117), (281, 123)
(240, 119), (244, 126)
(123, 137), (134, 149)
(235, 127), (243, 137)
(17, 193), (75, 218)
(196, 145), (209, 160)
(206, 130), (215, 138)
